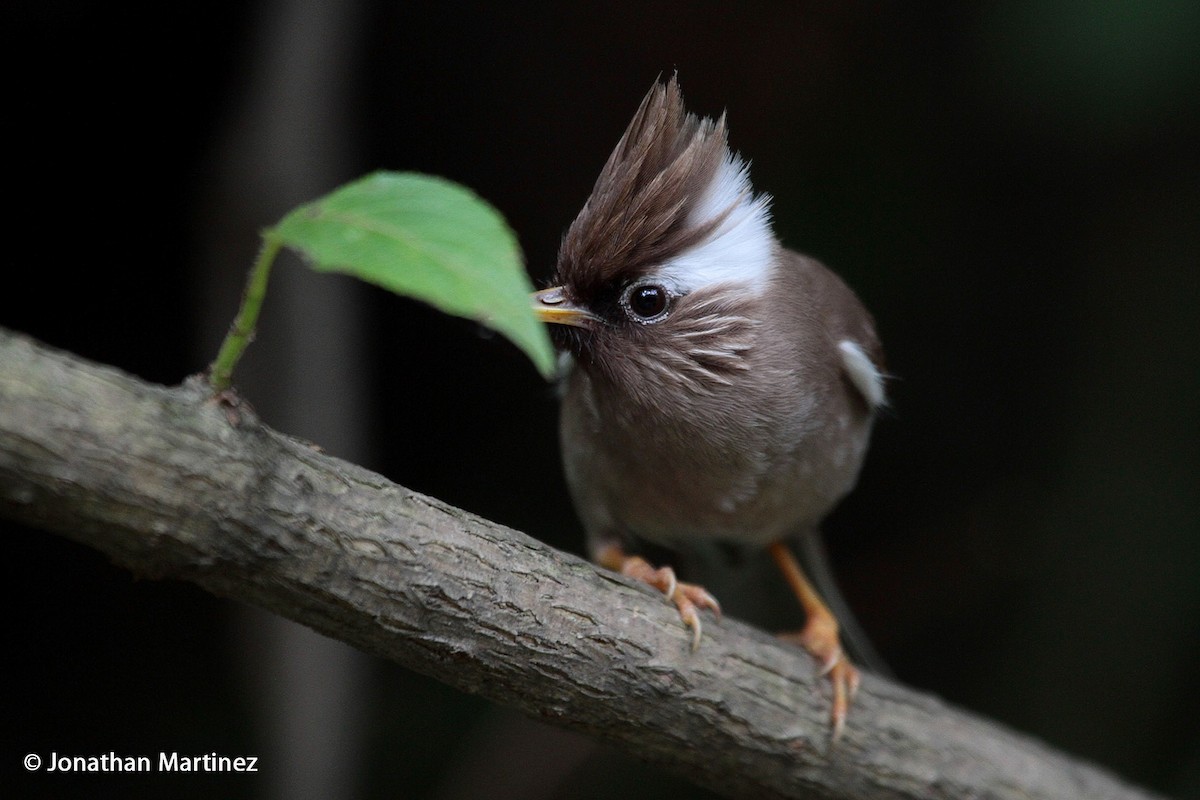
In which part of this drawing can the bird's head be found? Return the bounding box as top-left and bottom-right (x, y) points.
(533, 77), (777, 401)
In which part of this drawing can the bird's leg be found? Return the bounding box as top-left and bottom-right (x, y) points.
(595, 543), (721, 651)
(767, 540), (860, 741)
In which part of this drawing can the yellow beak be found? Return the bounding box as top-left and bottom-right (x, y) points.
(531, 286), (598, 328)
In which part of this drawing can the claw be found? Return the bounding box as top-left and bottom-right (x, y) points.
(671, 582), (721, 650)
(605, 552), (721, 649)
(680, 606), (703, 651)
(818, 643), (843, 676)
(779, 625), (860, 741)
(826, 658), (858, 742)
(685, 584), (722, 620)
(769, 541), (863, 742)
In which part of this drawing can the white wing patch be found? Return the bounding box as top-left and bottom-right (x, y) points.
(838, 340), (886, 409)
(654, 151), (775, 295)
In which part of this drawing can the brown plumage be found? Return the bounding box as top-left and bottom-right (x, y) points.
(534, 77), (886, 741)
(557, 80), (734, 296)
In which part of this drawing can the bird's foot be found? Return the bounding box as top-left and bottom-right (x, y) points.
(779, 619), (860, 741)
(607, 553), (721, 650)
(767, 540), (861, 742)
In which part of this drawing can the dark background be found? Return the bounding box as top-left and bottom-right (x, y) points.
(4, 2), (1198, 798)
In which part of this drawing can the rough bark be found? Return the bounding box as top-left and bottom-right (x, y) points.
(0, 327), (1161, 800)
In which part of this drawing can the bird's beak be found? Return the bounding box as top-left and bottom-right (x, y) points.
(532, 286), (598, 328)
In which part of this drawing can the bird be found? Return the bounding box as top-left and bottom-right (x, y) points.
(532, 77), (886, 741)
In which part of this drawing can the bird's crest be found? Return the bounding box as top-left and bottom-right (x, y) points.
(557, 77), (774, 299)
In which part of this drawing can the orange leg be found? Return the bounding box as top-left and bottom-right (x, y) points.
(596, 543), (721, 651)
(768, 541), (860, 741)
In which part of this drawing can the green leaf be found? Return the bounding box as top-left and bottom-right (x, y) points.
(273, 171), (555, 378)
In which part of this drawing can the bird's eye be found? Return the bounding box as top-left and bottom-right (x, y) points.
(623, 283), (670, 322)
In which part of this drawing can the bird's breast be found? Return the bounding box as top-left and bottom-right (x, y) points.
(559, 366), (871, 549)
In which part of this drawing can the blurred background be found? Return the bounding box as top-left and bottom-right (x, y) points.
(4, 1), (1198, 798)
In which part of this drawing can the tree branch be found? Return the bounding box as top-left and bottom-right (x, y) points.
(0, 327), (1160, 800)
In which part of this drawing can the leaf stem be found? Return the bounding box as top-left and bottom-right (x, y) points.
(208, 229), (284, 394)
